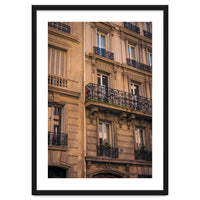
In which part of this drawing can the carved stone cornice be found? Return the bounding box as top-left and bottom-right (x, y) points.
(88, 107), (99, 123)
(118, 112), (127, 128)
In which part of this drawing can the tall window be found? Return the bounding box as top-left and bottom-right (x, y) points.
(97, 32), (106, 49)
(99, 121), (111, 146)
(96, 32), (106, 56)
(128, 43), (136, 61)
(48, 104), (63, 146)
(135, 127), (146, 150)
(48, 46), (66, 76)
(131, 81), (139, 97)
(147, 50), (152, 66)
(97, 73), (108, 101)
(146, 22), (152, 33)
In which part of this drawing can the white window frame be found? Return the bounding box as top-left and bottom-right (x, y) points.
(147, 50), (152, 66)
(96, 31), (107, 50)
(97, 73), (108, 87)
(128, 43), (136, 61)
(98, 121), (112, 146)
(145, 22), (152, 33)
(130, 80), (139, 96)
(135, 127), (146, 150)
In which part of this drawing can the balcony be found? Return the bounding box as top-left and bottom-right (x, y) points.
(134, 150), (152, 161)
(143, 30), (152, 39)
(97, 146), (119, 158)
(48, 74), (68, 88)
(85, 83), (152, 114)
(48, 22), (70, 34)
(124, 22), (140, 34)
(126, 58), (152, 73)
(93, 46), (114, 60)
(48, 132), (68, 147)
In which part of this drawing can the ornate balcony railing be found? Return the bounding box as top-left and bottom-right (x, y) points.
(48, 74), (67, 88)
(85, 83), (152, 113)
(143, 30), (152, 39)
(48, 22), (71, 34)
(134, 150), (152, 161)
(124, 22), (140, 34)
(93, 46), (114, 60)
(97, 146), (119, 158)
(126, 58), (152, 73)
(48, 132), (68, 147)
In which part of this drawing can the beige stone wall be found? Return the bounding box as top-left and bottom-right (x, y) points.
(48, 22), (84, 178)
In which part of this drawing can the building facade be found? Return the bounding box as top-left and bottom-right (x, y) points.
(48, 22), (152, 178)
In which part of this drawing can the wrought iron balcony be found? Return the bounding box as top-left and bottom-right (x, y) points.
(134, 150), (152, 161)
(97, 146), (119, 158)
(124, 22), (140, 34)
(85, 83), (152, 113)
(126, 58), (152, 73)
(143, 30), (152, 39)
(48, 132), (68, 147)
(48, 22), (71, 34)
(93, 46), (114, 60)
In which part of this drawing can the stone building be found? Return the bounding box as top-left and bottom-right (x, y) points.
(48, 22), (152, 178)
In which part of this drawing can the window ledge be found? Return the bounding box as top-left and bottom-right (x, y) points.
(48, 145), (68, 151)
(48, 27), (80, 44)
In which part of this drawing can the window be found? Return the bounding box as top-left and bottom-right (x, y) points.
(147, 50), (152, 66)
(128, 43), (136, 61)
(146, 22), (152, 33)
(135, 127), (146, 150)
(99, 121), (112, 146)
(97, 32), (106, 49)
(96, 31), (106, 57)
(48, 46), (66, 76)
(48, 104), (67, 146)
(130, 81), (139, 97)
(97, 121), (118, 158)
(97, 73), (108, 101)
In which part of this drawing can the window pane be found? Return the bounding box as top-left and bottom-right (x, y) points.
(101, 35), (106, 49)
(99, 123), (102, 138)
(135, 129), (140, 149)
(103, 124), (107, 141)
(150, 54), (152, 65)
(140, 129), (144, 146)
(131, 47), (135, 59)
(106, 124), (110, 144)
(97, 33), (99, 47)
(134, 85), (139, 96)
(102, 75), (108, 87)
(97, 74), (101, 86)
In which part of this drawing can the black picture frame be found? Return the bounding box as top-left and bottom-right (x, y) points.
(32, 5), (168, 195)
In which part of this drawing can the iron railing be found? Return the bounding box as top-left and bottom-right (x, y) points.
(126, 58), (152, 73)
(134, 150), (152, 161)
(48, 22), (71, 34)
(143, 30), (152, 39)
(124, 22), (140, 34)
(48, 132), (68, 147)
(93, 46), (114, 60)
(97, 146), (119, 158)
(85, 83), (152, 113)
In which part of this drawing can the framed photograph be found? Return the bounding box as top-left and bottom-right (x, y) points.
(32, 5), (168, 195)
